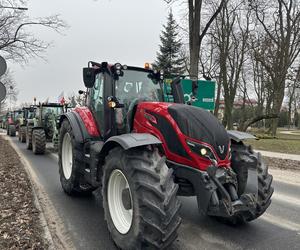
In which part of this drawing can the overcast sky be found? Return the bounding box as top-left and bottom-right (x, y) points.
(9, 0), (173, 105)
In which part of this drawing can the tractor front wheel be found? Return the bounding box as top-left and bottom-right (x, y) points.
(229, 144), (274, 223)
(9, 125), (16, 137)
(32, 129), (46, 154)
(102, 147), (181, 250)
(18, 127), (22, 141)
(20, 126), (26, 143)
(26, 126), (33, 150)
(58, 119), (96, 195)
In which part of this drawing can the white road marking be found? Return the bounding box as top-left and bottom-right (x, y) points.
(273, 192), (300, 207)
(261, 213), (300, 232)
(270, 168), (300, 186)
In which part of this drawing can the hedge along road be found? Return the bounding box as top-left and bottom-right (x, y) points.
(3, 132), (300, 250)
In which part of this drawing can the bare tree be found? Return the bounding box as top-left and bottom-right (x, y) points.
(164, 0), (226, 78)
(209, 2), (251, 129)
(286, 66), (300, 128)
(0, 68), (18, 112)
(250, 0), (300, 135)
(0, 0), (66, 63)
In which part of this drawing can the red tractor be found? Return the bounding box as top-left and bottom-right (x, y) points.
(58, 62), (273, 249)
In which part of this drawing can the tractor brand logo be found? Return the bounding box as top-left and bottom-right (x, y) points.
(218, 145), (225, 154)
(184, 92), (198, 102)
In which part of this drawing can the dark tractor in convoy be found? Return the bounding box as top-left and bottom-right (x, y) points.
(6, 110), (23, 137)
(26, 103), (64, 154)
(18, 106), (36, 143)
(58, 62), (273, 250)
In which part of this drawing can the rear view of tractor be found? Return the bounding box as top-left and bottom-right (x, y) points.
(18, 106), (36, 143)
(6, 110), (23, 137)
(58, 61), (273, 250)
(26, 103), (64, 154)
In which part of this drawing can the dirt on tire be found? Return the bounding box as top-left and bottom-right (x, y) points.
(0, 136), (49, 249)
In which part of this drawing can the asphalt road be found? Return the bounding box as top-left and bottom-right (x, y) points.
(4, 133), (300, 250)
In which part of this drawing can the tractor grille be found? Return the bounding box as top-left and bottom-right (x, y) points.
(168, 104), (229, 160)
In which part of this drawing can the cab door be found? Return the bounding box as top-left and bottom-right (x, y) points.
(90, 73), (105, 136)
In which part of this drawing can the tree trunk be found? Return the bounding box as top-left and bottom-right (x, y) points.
(270, 90), (285, 136)
(214, 81), (221, 117)
(240, 114), (279, 132)
(223, 94), (234, 129)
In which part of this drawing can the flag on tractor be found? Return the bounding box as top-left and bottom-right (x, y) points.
(58, 91), (65, 104)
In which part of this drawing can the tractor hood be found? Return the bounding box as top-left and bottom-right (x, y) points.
(167, 104), (229, 160)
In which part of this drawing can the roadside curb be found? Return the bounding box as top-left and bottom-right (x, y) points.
(2, 134), (75, 250)
(258, 150), (300, 161)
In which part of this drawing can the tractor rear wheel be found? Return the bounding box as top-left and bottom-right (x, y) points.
(102, 147), (181, 250)
(32, 129), (46, 154)
(58, 119), (96, 195)
(26, 126), (33, 150)
(229, 144), (274, 224)
(9, 125), (16, 137)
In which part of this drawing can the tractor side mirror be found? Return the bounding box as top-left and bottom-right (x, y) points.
(83, 67), (96, 88)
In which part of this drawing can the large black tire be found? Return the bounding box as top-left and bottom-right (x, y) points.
(18, 127), (21, 141)
(102, 147), (181, 250)
(32, 129), (46, 154)
(9, 125), (16, 137)
(230, 143), (274, 223)
(20, 126), (26, 143)
(58, 119), (96, 195)
(26, 126), (33, 150)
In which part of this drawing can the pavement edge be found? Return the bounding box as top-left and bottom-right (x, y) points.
(2, 134), (76, 250)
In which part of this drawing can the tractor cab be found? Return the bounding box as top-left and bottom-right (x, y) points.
(83, 62), (166, 138)
(34, 103), (64, 128)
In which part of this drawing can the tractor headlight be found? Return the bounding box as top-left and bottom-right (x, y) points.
(186, 140), (217, 161)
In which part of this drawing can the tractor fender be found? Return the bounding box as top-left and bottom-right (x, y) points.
(59, 111), (92, 143)
(227, 130), (256, 143)
(100, 133), (162, 158)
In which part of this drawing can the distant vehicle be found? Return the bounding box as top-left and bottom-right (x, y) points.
(26, 103), (64, 154)
(18, 106), (37, 143)
(6, 110), (23, 137)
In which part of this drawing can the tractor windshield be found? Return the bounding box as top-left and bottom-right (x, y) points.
(114, 69), (163, 134)
(115, 69), (162, 106)
(42, 106), (63, 117)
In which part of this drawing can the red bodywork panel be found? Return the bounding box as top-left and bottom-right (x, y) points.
(75, 107), (100, 137)
(133, 102), (231, 171)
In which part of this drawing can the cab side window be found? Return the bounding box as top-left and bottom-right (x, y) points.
(91, 73), (104, 135)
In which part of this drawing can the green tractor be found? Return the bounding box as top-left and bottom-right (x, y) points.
(26, 103), (64, 154)
(0, 114), (6, 129)
(18, 106), (36, 143)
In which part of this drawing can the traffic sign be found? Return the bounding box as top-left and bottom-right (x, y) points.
(0, 82), (6, 102)
(0, 56), (7, 77)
